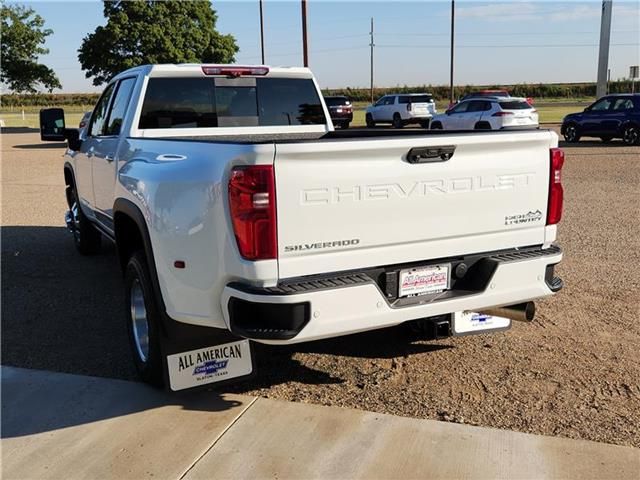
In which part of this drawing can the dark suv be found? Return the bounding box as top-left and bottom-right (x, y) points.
(561, 94), (640, 145)
(324, 96), (353, 129)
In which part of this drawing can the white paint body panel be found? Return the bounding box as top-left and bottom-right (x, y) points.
(275, 130), (556, 279)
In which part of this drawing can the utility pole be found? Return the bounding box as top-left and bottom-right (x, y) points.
(259, 0), (265, 64)
(449, 0), (455, 105)
(301, 0), (309, 67)
(370, 17), (374, 104)
(596, 0), (613, 98)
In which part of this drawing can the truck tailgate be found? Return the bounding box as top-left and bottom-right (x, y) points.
(274, 130), (556, 279)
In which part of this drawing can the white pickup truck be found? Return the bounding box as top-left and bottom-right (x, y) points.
(40, 64), (564, 391)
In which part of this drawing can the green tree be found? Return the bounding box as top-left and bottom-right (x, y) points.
(0, 3), (62, 93)
(78, 0), (239, 86)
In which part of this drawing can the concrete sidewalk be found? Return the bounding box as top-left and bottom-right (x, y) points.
(2, 367), (638, 479)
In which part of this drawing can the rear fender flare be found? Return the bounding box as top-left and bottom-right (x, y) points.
(113, 198), (168, 331)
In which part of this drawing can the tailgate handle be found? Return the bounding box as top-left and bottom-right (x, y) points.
(406, 145), (455, 163)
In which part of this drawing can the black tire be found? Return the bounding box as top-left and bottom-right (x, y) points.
(393, 113), (404, 129)
(600, 136), (613, 143)
(341, 121), (350, 129)
(66, 181), (101, 255)
(124, 250), (164, 387)
(474, 122), (492, 130)
(622, 125), (640, 146)
(365, 113), (375, 128)
(430, 121), (443, 130)
(563, 123), (580, 143)
(420, 120), (431, 129)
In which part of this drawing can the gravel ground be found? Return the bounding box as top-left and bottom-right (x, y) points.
(2, 129), (639, 447)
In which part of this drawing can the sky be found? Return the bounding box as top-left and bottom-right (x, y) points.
(11, 0), (640, 92)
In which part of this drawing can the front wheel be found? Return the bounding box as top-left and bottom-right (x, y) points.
(365, 113), (375, 128)
(430, 121), (443, 130)
(66, 181), (101, 255)
(563, 124), (580, 143)
(341, 121), (350, 129)
(125, 250), (164, 387)
(393, 113), (404, 129)
(622, 125), (640, 146)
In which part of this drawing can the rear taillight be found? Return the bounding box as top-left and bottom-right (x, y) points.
(492, 111), (514, 117)
(228, 165), (277, 260)
(547, 148), (564, 225)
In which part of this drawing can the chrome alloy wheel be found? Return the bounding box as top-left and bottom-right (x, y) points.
(623, 126), (639, 145)
(129, 279), (150, 363)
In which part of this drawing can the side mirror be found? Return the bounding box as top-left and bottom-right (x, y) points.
(39, 107), (83, 150)
(39, 108), (66, 141)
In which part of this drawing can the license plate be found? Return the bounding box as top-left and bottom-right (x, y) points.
(166, 339), (253, 391)
(399, 264), (450, 297)
(452, 311), (511, 335)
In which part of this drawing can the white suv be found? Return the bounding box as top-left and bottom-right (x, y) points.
(366, 93), (436, 128)
(430, 97), (538, 130)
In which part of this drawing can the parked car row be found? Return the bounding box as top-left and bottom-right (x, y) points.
(319, 92), (640, 145)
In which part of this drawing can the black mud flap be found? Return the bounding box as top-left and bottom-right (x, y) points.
(159, 319), (256, 393)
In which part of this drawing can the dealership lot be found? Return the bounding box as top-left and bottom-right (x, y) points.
(2, 129), (639, 448)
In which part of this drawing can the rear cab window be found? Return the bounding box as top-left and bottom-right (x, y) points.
(139, 76), (326, 129)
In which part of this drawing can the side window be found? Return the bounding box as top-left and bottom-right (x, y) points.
(612, 98), (634, 111)
(451, 101), (470, 114)
(590, 98), (612, 112)
(375, 97), (387, 107)
(468, 101), (486, 112)
(385, 96), (396, 105)
(89, 83), (116, 137)
(104, 78), (137, 136)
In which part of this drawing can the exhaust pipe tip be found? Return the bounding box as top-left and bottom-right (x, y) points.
(478, 302), (536, 322)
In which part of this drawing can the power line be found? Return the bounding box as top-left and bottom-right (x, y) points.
(377, 43), (638, 49)
(375, 30), (638, 37)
